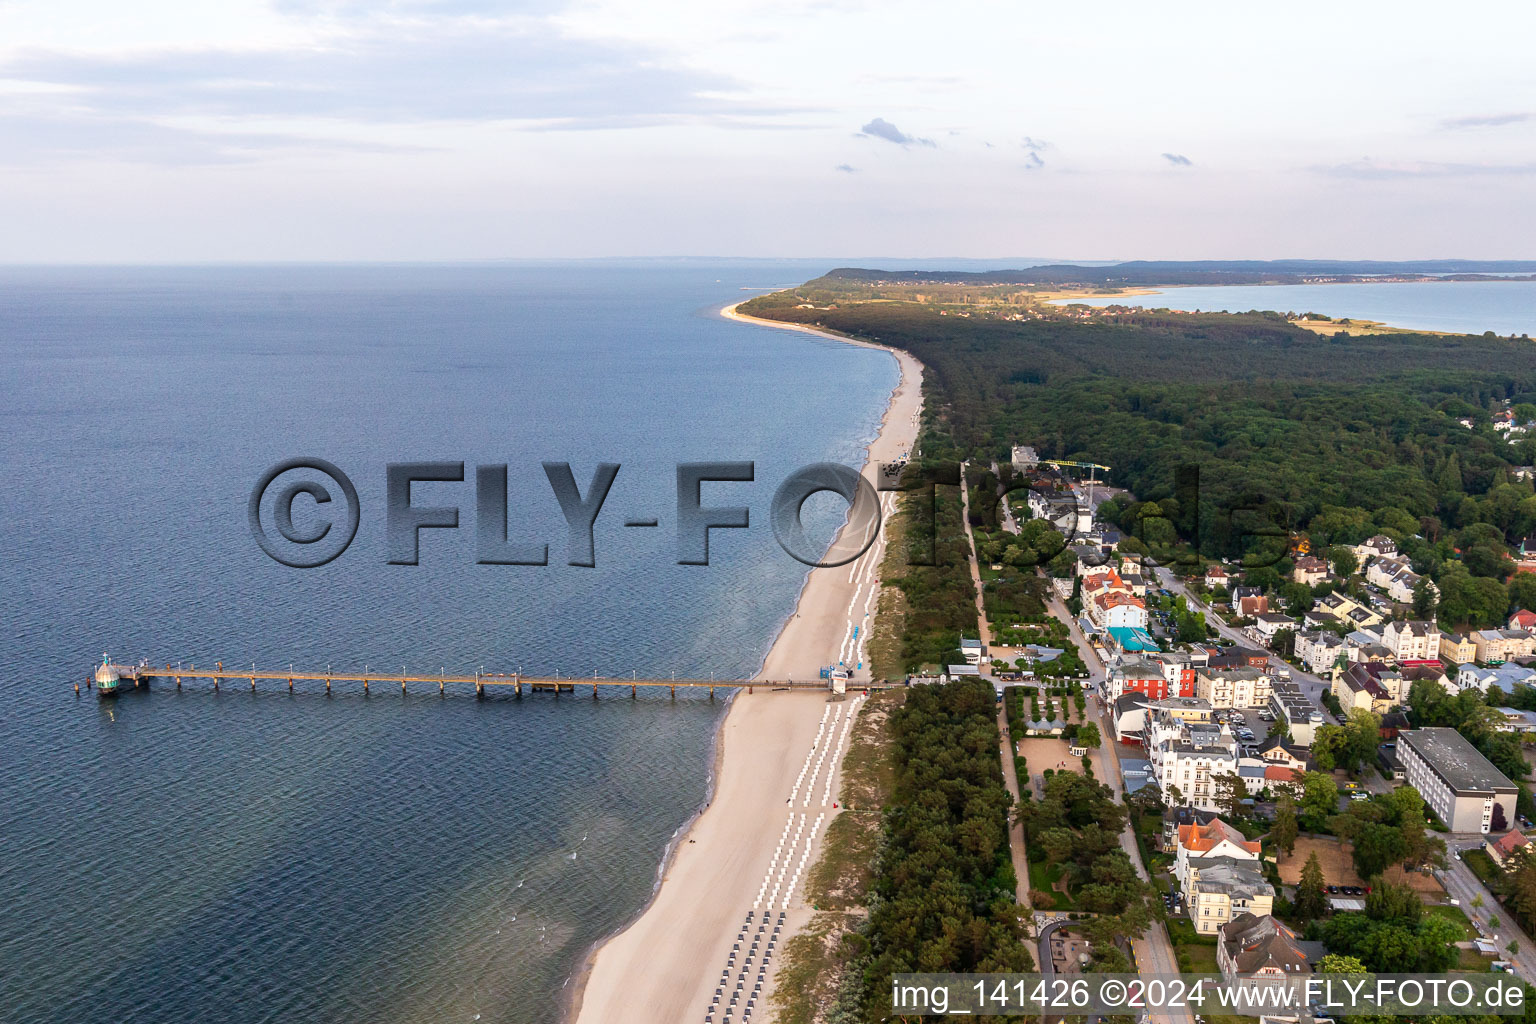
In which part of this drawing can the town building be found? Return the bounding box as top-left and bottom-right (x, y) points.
(1162, 805), (1220, 852)
(1149, 707), (1236, 812)
(1333, 662), (1403, 715)
(1486, 828), (1531, 870)
(1456, 662), (1536, 696)
(1398, 728), (1518, 834)
(1473, 628), (1536, 665)
(1294, 630), (1346, 676)
(1218, 914), (1311, 989)
(1440, 630), (1478, 666)
(1113, 692), (1150, 744)
(1252, 613), (1298, 645)
(1194, 667), (1273, 710)
(1367, 558), (1432, 603)
(1380, 619), (1439, 662)
(1315, 591), (1385, 630)
(960, 637), (982, 665)
(1291, 556), (1329, 587)
(1354, 535), (1399, 563)
(1267, 681), (1325, 745)
(1175, 817), (1261, 885)
(1186, 859), (1273, 934)
(1231, 586), (1269, 617)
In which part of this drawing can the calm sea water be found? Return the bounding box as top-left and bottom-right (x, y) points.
(0, 264), (898, 1024)
(1057, 279), (1536, 335)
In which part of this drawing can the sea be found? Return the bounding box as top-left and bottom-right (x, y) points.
(1054, 279), (1536, 336)
(0, 264), (901, 1024)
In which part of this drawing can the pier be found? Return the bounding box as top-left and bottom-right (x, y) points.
(82, 661), (869, 699)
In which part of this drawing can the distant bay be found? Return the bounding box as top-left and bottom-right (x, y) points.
(1054, 279), (1536, 336)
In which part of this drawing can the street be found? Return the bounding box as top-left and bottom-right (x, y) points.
(1440, 841), (1536, 982)
(960, 466), (1188, 1024)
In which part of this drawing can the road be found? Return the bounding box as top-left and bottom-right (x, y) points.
(1154, 566), (1335, 708)
(965, 465), (1033, 909)
(997, 700), (1034, 912)
(964, 469), (1187, 1024)
(1440, 840), (1536, 982)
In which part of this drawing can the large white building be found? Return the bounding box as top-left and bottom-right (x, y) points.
(1380, 619), (1439, 662)
(1398, 728), (1518, 834)
(1294, 630), (1346, 676)
(1011, 445), (1039, 472)
(1149, 708), (1238, 811)
(1367, 558), (1433, 603)
(1194, 667), (1273, 710)
(1175, 818), (1272, 935)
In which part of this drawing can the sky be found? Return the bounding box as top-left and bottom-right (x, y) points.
(1, 0), (1535, 262)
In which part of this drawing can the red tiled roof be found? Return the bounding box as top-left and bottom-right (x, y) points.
(1492, 830), (1530, 856)
(1178, 818), (1261, 855)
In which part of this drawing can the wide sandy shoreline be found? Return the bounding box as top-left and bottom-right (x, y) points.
(565, 298), (923, 1024)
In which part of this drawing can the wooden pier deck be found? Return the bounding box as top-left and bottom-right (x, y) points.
(84, 661), (866, 698)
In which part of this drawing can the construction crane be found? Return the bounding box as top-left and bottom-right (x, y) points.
(1037, 459), (1112, 512)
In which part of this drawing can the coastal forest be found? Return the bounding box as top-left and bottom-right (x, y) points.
(741, 276), (1536, 669)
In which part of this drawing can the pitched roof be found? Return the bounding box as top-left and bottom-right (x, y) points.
(1491, 830), (1530, 857)
(1220, 913), (1309, 975)
(1178, 818), (1260, 856)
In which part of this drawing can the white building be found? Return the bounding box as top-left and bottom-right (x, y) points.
(1380, 619), (1439, 662)
(1398, 728), (1518, 834)
(1150, 710), (1239, 812)
(1294, 631), (1346, 676)
(1367, 558), (1433, 604)
(1194, 667), (1273, 710)
(1251, 613), (1297, 645)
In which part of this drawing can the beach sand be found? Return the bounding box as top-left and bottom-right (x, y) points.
(567, 302), (923, 1024)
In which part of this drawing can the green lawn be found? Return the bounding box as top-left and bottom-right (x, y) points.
(1457, 946), (1497, 972)
(1178, 942), (1219, 973)
(1465, 848), (1503, 888)
(1028, 860), (1075, 910)
(1166, 916), (1220, 973)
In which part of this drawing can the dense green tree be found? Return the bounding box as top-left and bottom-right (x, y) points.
(1294, 851), (1328, 921)
(1271, 793), (1299, 857)
(1300, 771), (1340, 832)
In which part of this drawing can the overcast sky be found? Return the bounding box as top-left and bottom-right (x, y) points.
(2, 0), (1534, 261)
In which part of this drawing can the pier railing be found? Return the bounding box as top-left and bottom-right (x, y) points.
(83, 662), (884, 698)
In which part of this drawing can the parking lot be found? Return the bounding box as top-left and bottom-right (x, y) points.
(1216, 705), (1276, 754)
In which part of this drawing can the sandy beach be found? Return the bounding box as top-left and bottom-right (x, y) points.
(567, 301), (923, 1024)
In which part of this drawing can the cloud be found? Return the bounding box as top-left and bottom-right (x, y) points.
(1314, 158), (1536, 179)
(1020, 136), (1049, 169)
(0, 22), (762, 130)
(0, 112), (429, 165)
(1161, 152), (1192, 166)
(858, 117), (934, 148)
(1440, 112), (1533, 130)
(834, 163), (857, 173)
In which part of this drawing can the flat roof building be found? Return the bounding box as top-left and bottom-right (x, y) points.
(1398, 728), (1517, 834)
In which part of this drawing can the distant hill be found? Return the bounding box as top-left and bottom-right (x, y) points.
(823, 260), (1536, 287)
